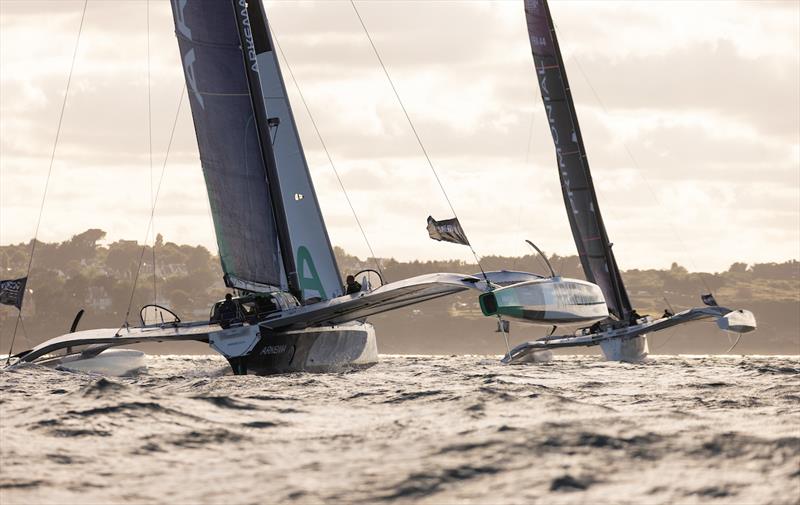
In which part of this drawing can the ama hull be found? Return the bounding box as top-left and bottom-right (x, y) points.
(33, 348), (148, 376)
(599, 334), (649, 362)
(210, 321), (377, 375)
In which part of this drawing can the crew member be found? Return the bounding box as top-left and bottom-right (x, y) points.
(344, 275), (362, 295)
(218, 293), (238, 328)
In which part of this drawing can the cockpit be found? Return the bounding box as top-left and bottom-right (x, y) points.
(209, 292), (300, 328)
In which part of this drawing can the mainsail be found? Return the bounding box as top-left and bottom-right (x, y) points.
(171, 0), (284, 293)
(171, 0), (343, 301)
(523, 0), (632, 319)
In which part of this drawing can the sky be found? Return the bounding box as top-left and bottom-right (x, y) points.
(1, 0), (798, 273)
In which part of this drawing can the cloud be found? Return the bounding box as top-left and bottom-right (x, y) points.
(564, 40), (799, 142)
(1, 0), (797, 272)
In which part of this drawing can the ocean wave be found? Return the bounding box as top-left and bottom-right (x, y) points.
(379, 464), (501, 500)
(1, 354), (798, 505)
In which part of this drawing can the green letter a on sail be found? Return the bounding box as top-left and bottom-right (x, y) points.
(296, 246), (327, 300)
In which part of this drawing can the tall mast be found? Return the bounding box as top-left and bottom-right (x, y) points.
(245, 0), (345, 302)
(230, 0), (301, 299)
(524, 0), (632, 319)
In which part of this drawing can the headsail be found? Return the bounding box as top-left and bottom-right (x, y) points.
(523, 0), (632, 319)
(247, 1), (344, 301)
(170, 0), (284, 293)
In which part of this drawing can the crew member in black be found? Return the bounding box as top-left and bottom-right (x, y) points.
(344, 275), (362, 295)
(218, 293), (238, 328)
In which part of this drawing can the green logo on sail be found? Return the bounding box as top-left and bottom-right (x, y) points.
(296, 246), (327, 300)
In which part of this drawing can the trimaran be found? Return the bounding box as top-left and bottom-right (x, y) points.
(5, 0), (755, 374)
(484, 0), (756, 362)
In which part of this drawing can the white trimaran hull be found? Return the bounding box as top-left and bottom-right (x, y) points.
(52, 349), (147, 376)
(211, 321), (378, 375)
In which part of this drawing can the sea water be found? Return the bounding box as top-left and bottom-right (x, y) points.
(1, 354), (798, 504)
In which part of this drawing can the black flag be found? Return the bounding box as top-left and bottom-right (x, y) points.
(427, 216), (470, 246)
(701, 293), (718, 307)
(0, 277), (27, 310)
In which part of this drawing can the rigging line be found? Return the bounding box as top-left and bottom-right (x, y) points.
(121, 86), (186, 331)
(17, 314), (30, 347)
(524, 108), (536, 166)
(514, 109), (536, 249)
(147, 0), (157, 307)
(349, 0), (488, 277)
(5, 0), (88, 364)
(270, 25), (384, 277)
(652, 325), (678, 352)
(726, 332), (743, 354)
(553, 22), (712, 294)
(497, 316), (511, 355)
(572, 55), (711, 294)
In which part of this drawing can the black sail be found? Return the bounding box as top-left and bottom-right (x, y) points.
(523, 0), (632, 319)
(170, 0), (285, 292)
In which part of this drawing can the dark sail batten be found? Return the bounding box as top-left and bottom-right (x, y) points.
(524, 0), (632, 319)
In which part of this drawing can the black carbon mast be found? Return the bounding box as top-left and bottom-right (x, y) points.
(229, 0), (302, 299)
(524, 0), (633, 320)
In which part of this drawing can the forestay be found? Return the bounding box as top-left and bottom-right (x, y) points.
(524, 0), (632, 320)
